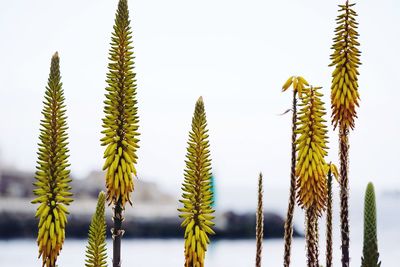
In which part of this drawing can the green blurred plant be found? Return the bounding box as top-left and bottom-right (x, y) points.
(178, 97), (215, 267)
(32, 52), (73, 267)
(85, 191), (108, 267)
(100, 0), (140, 265)
(361, 183), (381, 267)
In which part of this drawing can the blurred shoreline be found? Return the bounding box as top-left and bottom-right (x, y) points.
(0, 197), (301, 239)
(0, 168), (302, 239)
(2, 167), (399, 240)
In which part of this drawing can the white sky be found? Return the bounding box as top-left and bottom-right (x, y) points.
(0, 0), (399, 208)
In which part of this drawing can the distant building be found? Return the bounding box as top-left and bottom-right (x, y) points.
(0, 168), (33, 197)
(73, 171), (175, 204)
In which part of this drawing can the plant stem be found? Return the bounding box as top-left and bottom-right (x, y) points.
(339, 125), (350, 267)
(314, 216), (320, 267)
(256, 173), (264, 267)
(113, 199), (124, 267)
(326, 169), (333, 267)
(283, 90), (297, 267)
(306, 208), (318, 267)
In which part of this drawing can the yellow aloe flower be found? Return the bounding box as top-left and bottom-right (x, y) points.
(32, 52), (73, 267)
(295, 86), (329, 214)
(282, 75), (309, 97)
(100, 0), (140, 206)
(329, 1), (361, 130)
(178, 97), (215, 267)
(85, 192), (108, 267)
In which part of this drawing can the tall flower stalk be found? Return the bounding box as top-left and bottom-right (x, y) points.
(281, 76), (309, 267)
(256, 172), (264, 267)
(295, 86), (329, 266)
(305, 207), (319, 267)
(32, 52), (73, 267)
(85, 191), (108, 267)
(326, 163), (339, 267)
(100, 0), (140, 266)
(329, 1), (361, 266)
(178, 97), (215, 267)
(361, 182), (381, 267)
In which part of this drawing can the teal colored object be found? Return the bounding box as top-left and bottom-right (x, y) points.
(210, 174), (216, 208)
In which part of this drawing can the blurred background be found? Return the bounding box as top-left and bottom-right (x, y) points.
(0, 0), (399, 266)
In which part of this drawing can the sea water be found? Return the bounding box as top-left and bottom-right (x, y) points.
(0, 234), (398, 266)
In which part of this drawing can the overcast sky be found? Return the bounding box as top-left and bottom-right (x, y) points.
(0, 0), (399, 208)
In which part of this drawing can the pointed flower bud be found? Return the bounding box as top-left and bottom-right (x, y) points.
(179, 97), (215, 267)
(329, 1), (361, 130)
(32, 52), (73, 267)
(282, 76), (309, 98)
(101, 0), (140, 206)
(85, 192), (108, 267)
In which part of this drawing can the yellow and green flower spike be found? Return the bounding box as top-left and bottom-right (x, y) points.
(32, 52), (73, 267)
(329, 1), (361, 130)
(85, 191), (108, 267)
(179, 97), (215, 267)
(101, 0), (140, 206)
(295, 86), (329, 214)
